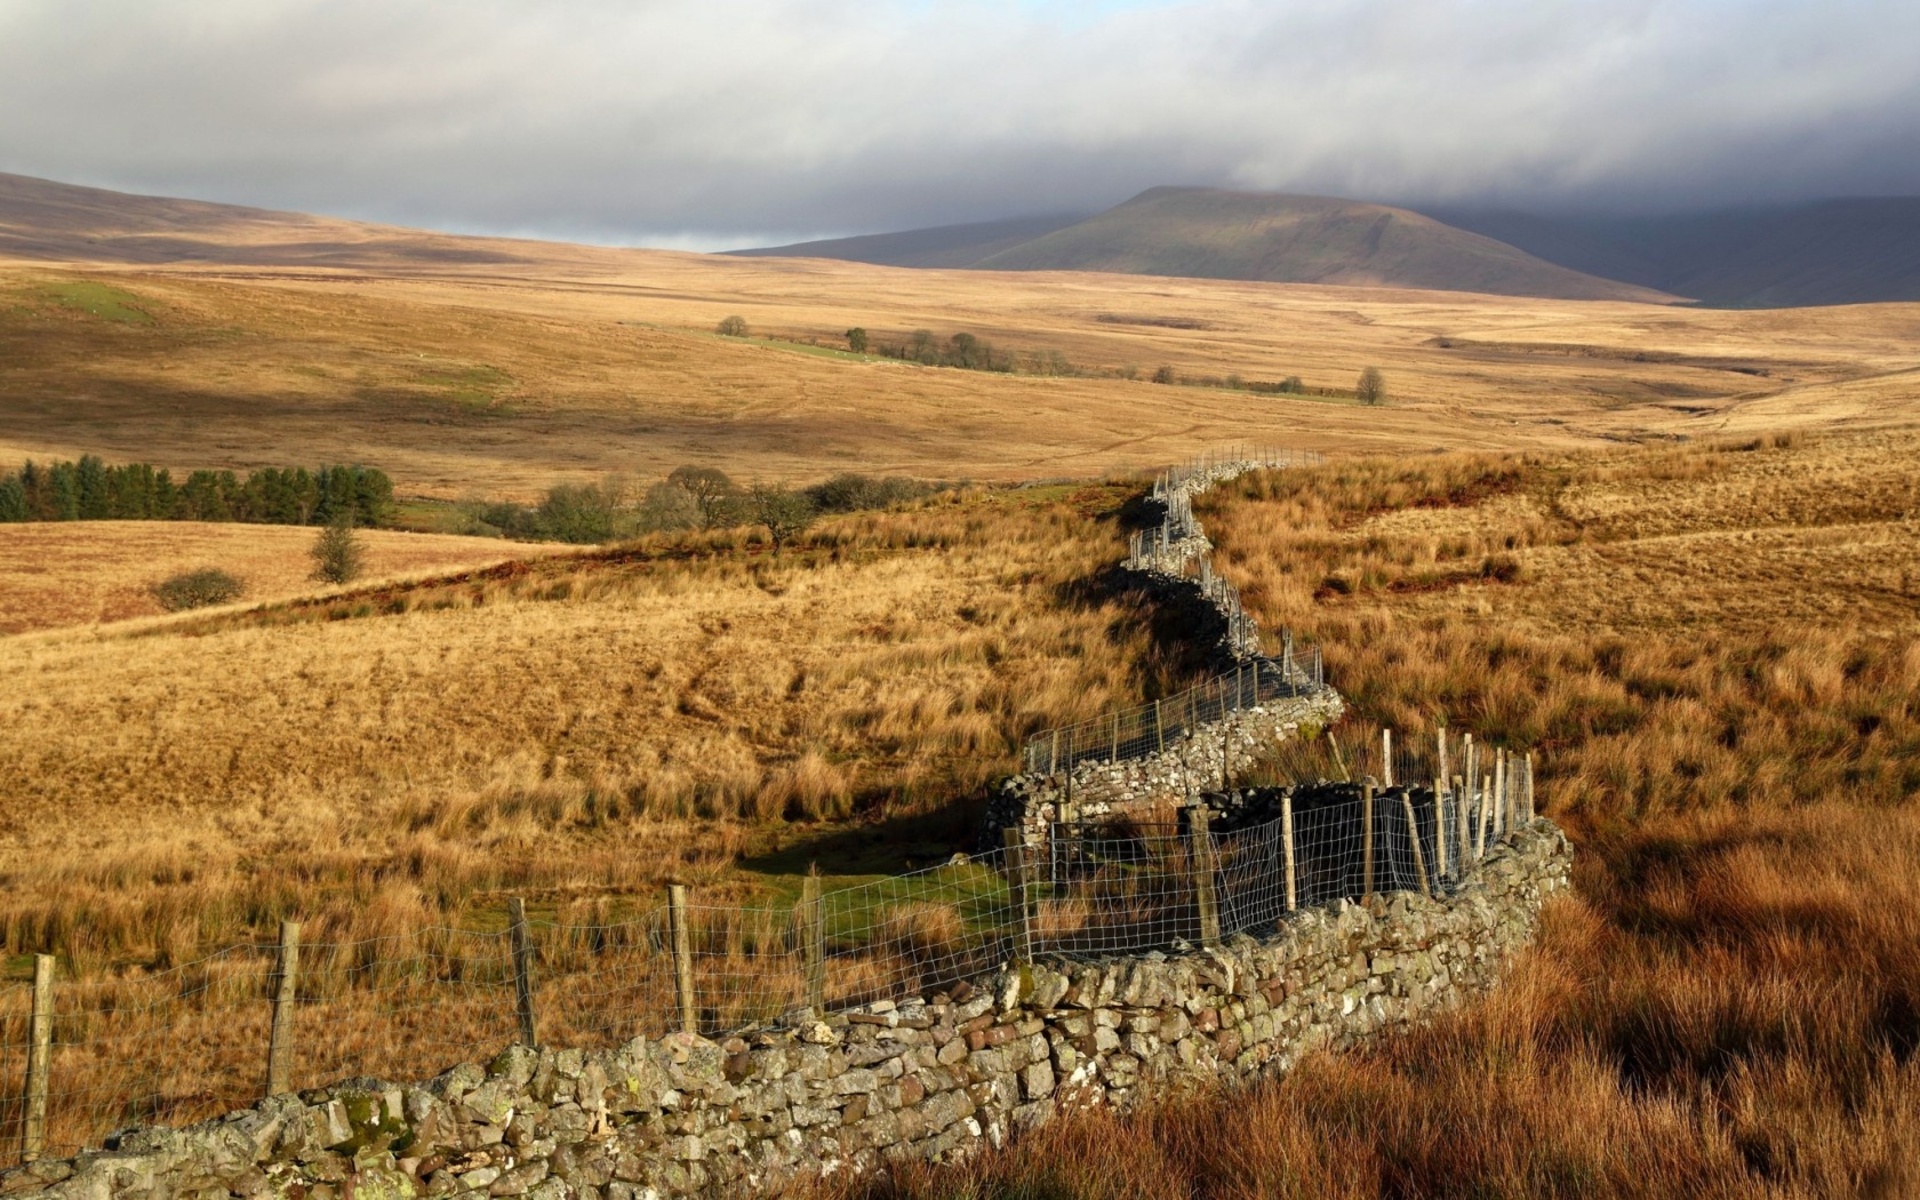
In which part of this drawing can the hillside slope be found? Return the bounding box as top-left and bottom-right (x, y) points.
(969, 188), (1672, 301)
(726, 214), (1087, 268)
(1432, 198), (1920, 308)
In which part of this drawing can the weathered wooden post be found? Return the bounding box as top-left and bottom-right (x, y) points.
(1154, 699), (1165, 754)
(1110, 710), (1121, 764)
(1003, 827), (1034, 964)
(1437, 726), (1450, 792)
(1525, 752), (1537, 822)
(1190, 806), (1221, 944)
(22, 954), (53, 1163)
(1400, 790), (1431, 898)
(1361, 785), (1376, 900)
(800, 871), (826, 1014)
(1476, 774), (1492, 859)
(1433, 777), (1450, 881)
(668, 885), (697, 1035)
(1382, 728), (1394, 789)
(507, 898), (538, 1047)
(1049, 730), (1060, 776)
(265, 920), (301, 1097)
(1454, 774), (1469, 873)
(1494, 751), (1507, 839)
(1281, 792), (1298, 912)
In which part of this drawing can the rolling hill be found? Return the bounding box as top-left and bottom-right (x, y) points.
(1429, 197), (1920, 308)
(735, 187), (1673, 303)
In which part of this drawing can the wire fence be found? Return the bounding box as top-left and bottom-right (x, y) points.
(1018, 649), (1326, 775)
(1, 739), (1535, 1168)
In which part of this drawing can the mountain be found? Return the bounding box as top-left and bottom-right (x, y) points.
(731, 187), (1671, 303)
(1427, 198), (1920, 308)
(0, 170), (532, 268)
(727, 214), (1088, 268)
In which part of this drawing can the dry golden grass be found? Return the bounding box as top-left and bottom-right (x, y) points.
(4, 247), (1919, 499)
(833, 430), (1920, 1198)
(0, 485), (1188, 973)
(0, 520), (560, 634)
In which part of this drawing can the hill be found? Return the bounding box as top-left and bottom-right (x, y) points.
(969, 187), (1671, 301)
(1431, 197), (1920, 307)
(726, 213), (1087, 268)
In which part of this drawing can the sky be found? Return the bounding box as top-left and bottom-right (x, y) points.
(2, 0), (1917, 250)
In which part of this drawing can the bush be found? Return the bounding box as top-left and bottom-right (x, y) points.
(805, 473), (932, 513)
(845, 327), (868, 353)
(1152, 365), (1177, 385)
(310, 517), (365, 584)
(716, 315), (748, 337)
(530, 481), (625, 544)
(151, 568), (245, 612)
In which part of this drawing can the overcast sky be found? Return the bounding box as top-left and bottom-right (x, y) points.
(2, 0), (1917, 249)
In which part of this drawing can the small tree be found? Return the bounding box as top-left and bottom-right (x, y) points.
(1356, 366), (1386, 405)
(748, 483), (817, 553)
(845, 327), (868, 354)
(310, 515), (365, 584)
(666, 465), (739, 530)
(1152, 364), (1177, 385)
(716, 315), (749, 337)
(1280, 375), (1305, 394)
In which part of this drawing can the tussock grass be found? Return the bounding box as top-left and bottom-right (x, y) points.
(831, 430), (1920, 1198)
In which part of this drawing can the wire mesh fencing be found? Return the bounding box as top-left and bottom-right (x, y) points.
(3, 738), (1536, 1169)
(1018, 649), (1327, 775)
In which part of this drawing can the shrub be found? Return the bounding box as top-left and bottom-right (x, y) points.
(805, 473), (932, 513)
(1152, 364), (1177, 385)
(150, 568), (245, 612)
(748, 483), (817, 553)
(530, 481), (625, 544)
(845, 327), (868, 353)
(716, 315), (749, 337)
(310, 517), (365, 584)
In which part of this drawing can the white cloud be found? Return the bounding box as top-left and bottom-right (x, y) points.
(1, 0), (1915, 243)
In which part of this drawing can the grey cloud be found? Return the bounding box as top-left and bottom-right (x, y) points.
(0, 0), (1915, 246)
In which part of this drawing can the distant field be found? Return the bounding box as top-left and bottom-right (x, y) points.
(3, 246), (1918, 501)
(0, 521), (551, 634)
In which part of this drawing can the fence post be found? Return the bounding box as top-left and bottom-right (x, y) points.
(265, 920), (301, 1097)
(1190, 806), (1221, 944)
(1494, 751), (1507, 840)
(1361, 785), (1376, 901)
(1049, 730), (1059, 776)
(1437, 726), (1449, 792)
(1401, 791), (1431, 898)
(507, 897), (539, 1048)
(1476, 774), (1492, 860)
(1433, 778), (1450, 881)
(1525, 753), (1537, 822)
(801, 871), (826, 1014)
(1110, 710), (1121, 764)
(1281, 792), (1298, 912)
(1002, 828), (1033, 965)
(1454, 774), (1469, 873)
(1382, 729), (1393, 789)
(22, 954), (53, 1163)
(1154, 699), (1164, 754)
(668, 885), (697, 1035)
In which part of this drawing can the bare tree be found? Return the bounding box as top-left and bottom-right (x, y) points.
(1356, 366), (1387, 406)
(716, 315), (749, 337)
(666, 466), (738, 530)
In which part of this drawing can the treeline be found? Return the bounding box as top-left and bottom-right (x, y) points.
(0, 457), (395, 526)
(468, 467), (936, 545)
(848, 327), (1075, 377)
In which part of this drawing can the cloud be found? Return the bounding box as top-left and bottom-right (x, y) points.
(1, 0), (1916, 245)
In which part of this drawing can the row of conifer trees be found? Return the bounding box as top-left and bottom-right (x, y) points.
(0, 456), (395, 527)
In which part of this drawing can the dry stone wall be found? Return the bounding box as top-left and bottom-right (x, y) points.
(3, 823), (1572, 1200)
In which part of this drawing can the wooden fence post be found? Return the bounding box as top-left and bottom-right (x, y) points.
(1361, 785), (1376, 901)
(1437, 727), (1450, 792)
(800, 871), (826, 1014)
(1401, 791), (1431, 898)
(1049, 730), (1059, 776)
(1154, 700), (1165, 754)
(668, 885), (697, 1035)
(1494, 751), (1507, 839)
(1281, 793), (1298, 912)
(1476, 774), (1492, 860)
(1003, 828), (1034, 964)
(1382, 729), (1393, 789)
(265, 920), (301, 1097)
(1525, 753), (1537, 822)
(1433, 778), (1450, 881)
(22, 954), (53, 1163)
(1190, 806), (1221, 944)
(1110, 710), (1121, 764)
(1463, 734), (1476, 819)
(508, 897), (538, 1048)
(1454, 774), (1469, 874)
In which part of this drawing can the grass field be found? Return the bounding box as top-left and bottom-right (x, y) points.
(0, 521), (558, 634)
(838, 430), (1920, 1198)
(4, 245), (1919, 501)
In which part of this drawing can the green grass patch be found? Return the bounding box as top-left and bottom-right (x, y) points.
(34, 281), (156, 324)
